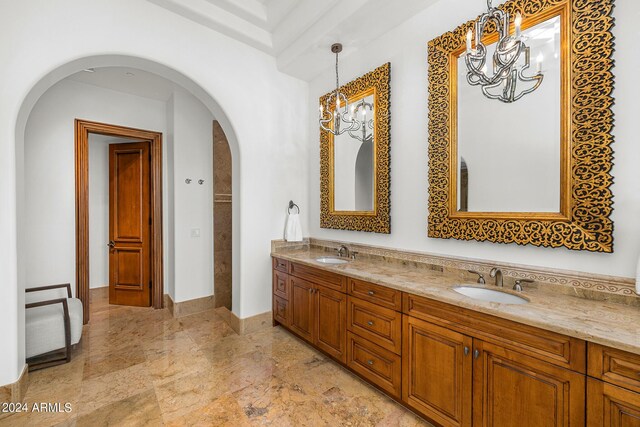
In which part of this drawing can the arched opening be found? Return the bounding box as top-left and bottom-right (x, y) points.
(15, 56), (242, 330)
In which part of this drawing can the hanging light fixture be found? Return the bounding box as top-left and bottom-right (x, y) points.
(465, 0), (544, 103)
(347, 98), (374, 144)
(319, 43), (359, 136)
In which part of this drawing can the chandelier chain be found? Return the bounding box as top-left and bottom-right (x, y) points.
(335, 51), (339, 94)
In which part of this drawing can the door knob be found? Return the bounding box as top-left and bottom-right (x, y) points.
(107, 240), (115, 248)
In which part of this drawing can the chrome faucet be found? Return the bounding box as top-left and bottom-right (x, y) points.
(336, 245), (350, 258)
(489, 268), (503, 287)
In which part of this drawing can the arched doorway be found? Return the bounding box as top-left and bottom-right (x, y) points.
(15, 55), (241, 325)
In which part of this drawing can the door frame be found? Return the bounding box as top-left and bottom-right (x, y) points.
(75, 119), (163, 323)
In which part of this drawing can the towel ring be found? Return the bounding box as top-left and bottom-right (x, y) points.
(288, 200), (300, 214)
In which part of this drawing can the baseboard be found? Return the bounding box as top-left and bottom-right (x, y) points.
(0, 365), (29, 408)
(164, 294), (215, 318)
(215, 307), (271, 335)
(163, 294), (174, 314)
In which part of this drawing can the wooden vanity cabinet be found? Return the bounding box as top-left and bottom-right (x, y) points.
(288, 274), (347, 363)
(403, 293), (586, 427)
(272, 258), (640, 427)
(272, 265), (290, 327)
(587, 343), (640, 426)
(315, 284), (347, 361)
(587, 378), (640, 426)
(473, 340), (585, 427)
(403, 315), (473, 427)
(289, 276), (315, 342)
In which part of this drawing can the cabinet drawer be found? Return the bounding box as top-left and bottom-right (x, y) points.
(588, 343), (640, 393)
(347, 332), (401, 399)
(273, 270), (290, 300)
(289, 262), (346, 292)
(348, 278), (402, 311)
(273, 295), (289, 326)
(273, 257), (289, 273)
(348, 296), (402, 354)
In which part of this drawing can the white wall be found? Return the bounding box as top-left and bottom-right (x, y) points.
(25, 78), (217, 301)
(88, 137), (110, 289)
(308, 0), (640, 279)
(0, 0), (308, 386)
(24, 80), (169, 292)
(172, 91), (214, 303)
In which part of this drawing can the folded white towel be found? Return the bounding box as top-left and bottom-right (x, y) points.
(285, 213), (303, 242)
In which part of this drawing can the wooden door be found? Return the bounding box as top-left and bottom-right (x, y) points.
(588, 378), (640, 427)
(108, 141), (152, 307)
(289, 277), (315, 343)
(315, 284), (347, 363)
(472, 340), (585, 427)
(402, 315), (473, 427)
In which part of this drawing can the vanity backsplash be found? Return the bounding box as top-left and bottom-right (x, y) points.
(272, 238), (638, 307)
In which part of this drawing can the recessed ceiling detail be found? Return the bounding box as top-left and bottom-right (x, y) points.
(145, 0), (440, 81)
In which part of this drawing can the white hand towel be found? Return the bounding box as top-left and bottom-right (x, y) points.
(285, 213), (303, 242)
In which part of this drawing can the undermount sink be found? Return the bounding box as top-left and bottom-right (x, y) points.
(453, 286), (529, 305)
(315, 257), (349, 265)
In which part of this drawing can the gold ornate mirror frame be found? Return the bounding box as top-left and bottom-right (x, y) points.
(427, 0), (614, 252)
(320, 62), (391, 233)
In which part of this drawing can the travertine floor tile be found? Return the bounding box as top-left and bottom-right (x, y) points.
(76, 390), (161, 427)
(12, 289), (431, 426)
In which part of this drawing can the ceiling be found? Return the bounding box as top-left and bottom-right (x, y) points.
(145, 0), (440, 81)
(68, 67), (178, 101)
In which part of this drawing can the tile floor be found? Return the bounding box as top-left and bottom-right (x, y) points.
(2, 288), (429, 426)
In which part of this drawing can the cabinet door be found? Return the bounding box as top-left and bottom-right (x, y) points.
(403, 315), (473, 427)
(289, 277), (315, 343)
(588, 377), (640, 427)
(315, 284), (347, 363)
(473, 340), (585, 427)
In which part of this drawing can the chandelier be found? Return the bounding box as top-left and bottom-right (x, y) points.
(319, 43), (360, 136)
(348, 98), (374, 143)
(465, 0), (544, 103)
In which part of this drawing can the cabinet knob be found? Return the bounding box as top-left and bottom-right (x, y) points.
(367, 290), (375, 296)
(473, 349), (480, 359)
(464, 346), (470, 356)
(367, 320), (374, 326)
(367, 360), (374, 365)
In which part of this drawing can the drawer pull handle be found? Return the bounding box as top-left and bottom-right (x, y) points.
(367, 360), (374, 365)
(367, 290), (375, 296)
(367, 320), (374, 326)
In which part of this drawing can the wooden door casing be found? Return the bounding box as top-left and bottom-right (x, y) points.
(315, 284), (347, 363)
(75, 119), (163, 323)
(109, 141), (152, 307)
(289, 277), (315, 343)
(403, 315), (473, 427)
(588, 378), (640, 427)
(473, 340), (586, 427)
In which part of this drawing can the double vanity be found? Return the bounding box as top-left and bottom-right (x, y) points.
(271, 243), (640, 427)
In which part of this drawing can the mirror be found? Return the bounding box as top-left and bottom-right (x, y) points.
(320, 63), (390, 233)
(427, 0), (614, 252)
(457, 16), (561, 213)
(333, 92), (375, 212)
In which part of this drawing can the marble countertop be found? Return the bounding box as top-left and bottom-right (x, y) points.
(272, 247), (640, 355)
